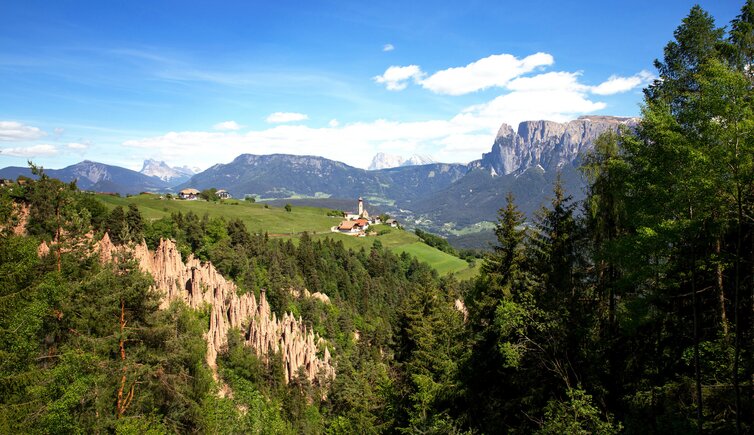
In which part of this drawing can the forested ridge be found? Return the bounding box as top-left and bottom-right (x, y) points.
(1, 2), (754, 433)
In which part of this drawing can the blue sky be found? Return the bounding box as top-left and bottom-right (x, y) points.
(0, 1), (743, 170)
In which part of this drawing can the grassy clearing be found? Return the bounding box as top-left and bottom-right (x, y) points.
(392, 242), (472, 276)
(95, 194), (339, 235)
(96, 194), (479, 280)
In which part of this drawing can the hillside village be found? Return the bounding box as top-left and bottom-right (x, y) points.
(332, 197), (398, 237)
(178, 187), (232, 200)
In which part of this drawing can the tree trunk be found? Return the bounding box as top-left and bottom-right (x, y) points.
(716, 238), (728, 338)
(692, 247), (703, 434)
(116, 299), (134, 418)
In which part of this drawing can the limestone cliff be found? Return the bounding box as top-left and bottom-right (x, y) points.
(96, 234), (335, 385)
(476, 115), (637, 176)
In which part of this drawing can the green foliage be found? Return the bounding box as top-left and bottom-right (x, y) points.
(3, 5), (754, 432)
(199, 188), (219, 202)
(537, 388), (622, 435)
(285, 203), (292, 212)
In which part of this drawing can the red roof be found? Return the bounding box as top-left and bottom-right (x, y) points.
(356, 219), (368, 226)
(338, 221), (357, 230)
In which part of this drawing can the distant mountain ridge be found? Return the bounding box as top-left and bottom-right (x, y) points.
(176, 153), (468, 206)
(473, 115), (637, 176)
(1, 116), (635, 246)
(407, 116), (637, 232)
(139, 159), (197, 184)
(367, 153), (437, 170)
(0, 160), (171, 195)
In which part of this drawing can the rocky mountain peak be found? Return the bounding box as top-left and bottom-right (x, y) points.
(70, 160), (110, 183)
(140, 159), (196, 183)
(368, 152), (405, 170)
(368, 152), (437, 170)
(480, 116), (637, 176)
(495, 123), (516, 139)
(402, 154), (436, 167)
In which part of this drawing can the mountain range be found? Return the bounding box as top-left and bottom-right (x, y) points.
(0, 160), (172, 195)
(0, 115), (636, 246)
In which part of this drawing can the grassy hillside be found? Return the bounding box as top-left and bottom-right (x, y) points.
(96, 194), (478, 279)
(96, 194), (338, 234)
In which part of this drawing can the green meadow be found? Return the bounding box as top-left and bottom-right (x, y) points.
(96, 194), (479, 279)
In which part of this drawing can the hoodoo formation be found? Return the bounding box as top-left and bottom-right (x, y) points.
(95, 233), (335, 385)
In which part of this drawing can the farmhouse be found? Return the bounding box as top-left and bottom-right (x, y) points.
(386, 218), (399, 228)
(179, 188), (200, 200)
(337, 220), (361, 233)
(216, 189), (232, 199)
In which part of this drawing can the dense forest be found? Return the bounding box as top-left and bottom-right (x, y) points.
(1, 2), (754, 433)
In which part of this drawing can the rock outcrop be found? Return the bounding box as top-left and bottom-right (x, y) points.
(477, 116), (637, 176)
(97, 235), (335, 386)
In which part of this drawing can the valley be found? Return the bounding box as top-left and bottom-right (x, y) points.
(1, 116), (635, 248)
(2, 1), (750, 432)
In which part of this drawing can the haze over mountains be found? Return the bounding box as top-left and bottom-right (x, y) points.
(367, 153), (437, 170)
(139, 159), (198, 184)
(0, 116), (636, 244)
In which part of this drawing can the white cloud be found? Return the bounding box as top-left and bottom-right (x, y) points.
(507, 71), (588, 92)
(122, 67), (610, 170)
(120, 53), (639, 169)
(383, 44), (394, 52)
(420, 52), (554, 95)
(459, 90), (606, 131)
(213, 120), (242, 131)
(67, 142), (88, 150)
(373, 65), (425, 91)
(265, 112), (309, 123)
(0, 144), (58, 157)
(591, 70), (654, 95)
(0, 121), (46, 141)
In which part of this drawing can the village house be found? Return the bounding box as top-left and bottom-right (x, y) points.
(337, 220), (361, 234)
(179, 188), (200, 200)
(386, 218), (399, 228)
(216, 189), (232, 199)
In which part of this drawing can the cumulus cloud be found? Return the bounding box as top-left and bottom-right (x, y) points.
(591, 70), (654, 95)
(459, 89), (606, 131)
(0, 144), (58, 157)
(123, 66), (614, 169)
(420, 52), (554, 95)
(373, 65), (425, 91)
(265, 112), (309, 123)
(120, 53), (646, 169)
(0, 121), (46, 141)
(67, 142), (88, 150)
(383, 44), (394, 52)
(213, 120), (242, 131)
(374, 53), (554, 95)
(507, 71), (588, 92)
